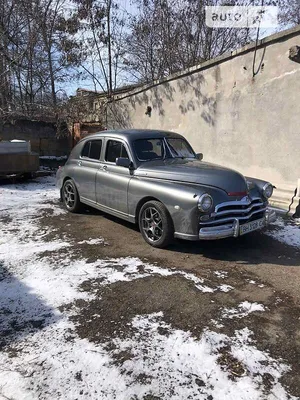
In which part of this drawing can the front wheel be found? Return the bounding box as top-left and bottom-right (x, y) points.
(62, 179), (81, 213)
(139, 201), (174, 248)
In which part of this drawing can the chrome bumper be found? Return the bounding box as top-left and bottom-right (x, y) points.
(198, 208), (277, 240)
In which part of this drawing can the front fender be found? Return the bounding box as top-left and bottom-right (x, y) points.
(245, 176), (273, 200)
(128, 177), (229, 236)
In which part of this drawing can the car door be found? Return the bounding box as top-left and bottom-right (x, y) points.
(76, 139), (103, 203)
(96, 139), (132, 215)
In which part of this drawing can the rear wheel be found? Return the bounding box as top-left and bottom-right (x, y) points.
(62, 179), (81, 213)
(139, 201), (174, 248)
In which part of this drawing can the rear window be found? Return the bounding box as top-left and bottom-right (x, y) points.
(81, 142), (90, 158)
(89, 141), (102, 159)
(81, 140), (102, 160)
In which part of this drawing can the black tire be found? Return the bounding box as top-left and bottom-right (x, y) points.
(138, 200), (174, 248)
(62, 179), (81, 213)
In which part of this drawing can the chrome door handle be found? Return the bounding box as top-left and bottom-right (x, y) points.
(102, 165), (107, 171)
(78, 161), (82, 166)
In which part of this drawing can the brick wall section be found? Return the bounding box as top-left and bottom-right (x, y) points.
(0, 119), (72, 156)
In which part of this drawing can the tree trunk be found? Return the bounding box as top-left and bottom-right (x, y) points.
(107, 0), (113, 98)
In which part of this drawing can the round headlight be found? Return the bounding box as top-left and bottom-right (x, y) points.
(263, 183), (273, 199)
(198, 194), (213, 212)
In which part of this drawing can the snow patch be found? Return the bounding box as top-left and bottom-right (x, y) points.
(109, 313), (293, 400)
(218, 284), (234, 293)
(266, 217), (300, 248)
(214, 271), (228, 279)
(78, 238), (106, 245)
(0, 313), (294, 400)
(222, 301), (265, 319)
(39, 155), (68, 160)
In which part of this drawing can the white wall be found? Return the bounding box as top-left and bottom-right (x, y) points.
(108, 27), (300, 192)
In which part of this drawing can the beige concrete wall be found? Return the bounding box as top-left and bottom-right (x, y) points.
(107, 26), (300, 196)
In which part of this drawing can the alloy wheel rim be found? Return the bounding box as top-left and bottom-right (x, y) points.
(63, 183), (75, 209)
(141, 207), (163, 242)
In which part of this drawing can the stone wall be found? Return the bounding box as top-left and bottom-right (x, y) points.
(107, 26), (300, 209)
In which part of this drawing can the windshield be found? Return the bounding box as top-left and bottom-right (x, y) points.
(166, 138), (195, 158)
(134, 138), (196, 161)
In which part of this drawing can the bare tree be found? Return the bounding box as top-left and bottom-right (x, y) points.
(75, 0), (128, 95)
(278, 0), (300, 26)
(0, 0), (27, 114)
(0, 0), (80, 121)
(123, 0), (253, 83)
(36, 0), (81, 109)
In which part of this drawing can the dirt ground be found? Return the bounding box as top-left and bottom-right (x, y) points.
(40, 202), (300, 397)
(1, 175), (300, 399)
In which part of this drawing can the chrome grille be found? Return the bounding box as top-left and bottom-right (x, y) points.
(200, 197), (267, 227)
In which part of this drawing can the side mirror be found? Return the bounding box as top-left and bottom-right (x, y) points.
(116, 157), (133, 168)
(196, 153), (203, 161)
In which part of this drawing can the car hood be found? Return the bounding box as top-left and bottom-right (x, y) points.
(135, 158), (247, 194)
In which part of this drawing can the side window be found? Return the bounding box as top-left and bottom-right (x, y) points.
(134, 139), (163, 161)
(81, 140), (102, 160)
(121, 144), (129, 159)
(89, 140), (102, 160)
(105, 140), (129, 163)
(81, 141), (90, 158)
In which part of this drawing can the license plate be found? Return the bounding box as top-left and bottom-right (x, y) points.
(240, 218), (265, 236)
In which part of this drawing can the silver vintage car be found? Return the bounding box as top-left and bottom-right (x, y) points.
(56, 129), (276, 248)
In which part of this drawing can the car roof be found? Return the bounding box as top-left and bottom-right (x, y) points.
(80, 129), (184, 143)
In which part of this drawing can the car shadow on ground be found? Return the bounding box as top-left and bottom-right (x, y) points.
(76, 206), (300, 268)
(168, 232), (300, 267)
(0, 262), (59, 351)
